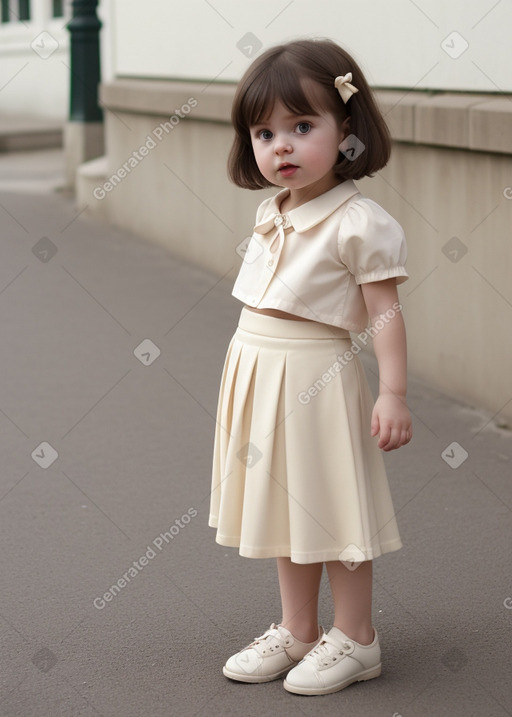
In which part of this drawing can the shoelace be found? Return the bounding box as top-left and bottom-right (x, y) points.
(303, 633), (354, 668)
(245, 623), (293, 656)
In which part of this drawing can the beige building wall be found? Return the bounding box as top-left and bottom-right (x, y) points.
(77, 80), (512, 423)
(110, 0), (512, 93)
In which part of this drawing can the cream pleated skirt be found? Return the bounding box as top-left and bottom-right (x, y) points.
(208, 306), (402, 564)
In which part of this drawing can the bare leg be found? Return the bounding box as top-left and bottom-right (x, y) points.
(325, 559), (374, 645)
(277, 557), (323, 643)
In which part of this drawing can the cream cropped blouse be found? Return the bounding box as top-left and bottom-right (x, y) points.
(231, 179), (408, 331)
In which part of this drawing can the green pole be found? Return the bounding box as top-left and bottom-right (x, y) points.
(67, 0), (103, 122)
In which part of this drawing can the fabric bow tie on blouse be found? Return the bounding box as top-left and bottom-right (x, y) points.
(255, 211), (293, 249)
(334, 73), (359, 104)
(251, 212), (293, 269)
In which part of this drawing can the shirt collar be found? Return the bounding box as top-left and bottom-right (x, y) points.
(253, 179), (361, 235)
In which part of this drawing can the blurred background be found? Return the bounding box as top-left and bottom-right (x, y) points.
(1, 0), (511, 417)
(1, 2), (511, 716)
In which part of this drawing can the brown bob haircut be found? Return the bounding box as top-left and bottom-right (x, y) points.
(228, 38), (391, 189)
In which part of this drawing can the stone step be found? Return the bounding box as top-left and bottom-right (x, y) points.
(0, 116), (63, 152)
(76, 155), (109, 218)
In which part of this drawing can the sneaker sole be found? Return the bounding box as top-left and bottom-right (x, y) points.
(283, 663), (381, 695)
(223, 664), (296, 683)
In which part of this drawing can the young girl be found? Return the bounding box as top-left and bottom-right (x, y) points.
(208, 37), (412, 696)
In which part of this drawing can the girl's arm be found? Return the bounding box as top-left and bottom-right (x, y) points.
(360, 278), (412, 452)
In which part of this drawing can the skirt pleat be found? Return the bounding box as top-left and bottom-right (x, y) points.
(209, 306), (402, 564)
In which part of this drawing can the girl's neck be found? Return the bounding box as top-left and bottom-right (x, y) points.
(278, 173), (343, 214)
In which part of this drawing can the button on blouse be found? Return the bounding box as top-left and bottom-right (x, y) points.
(231, 179), (408, 331)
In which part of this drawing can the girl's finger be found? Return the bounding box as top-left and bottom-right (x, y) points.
(378, 421), (392, 449)
(370, 410), (380, 437)
(383, 426), (400, 451)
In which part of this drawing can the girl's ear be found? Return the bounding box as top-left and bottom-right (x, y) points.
(339, 116), (351, 141)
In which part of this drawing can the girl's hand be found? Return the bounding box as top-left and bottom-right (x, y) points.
(371, 393), (412, 451)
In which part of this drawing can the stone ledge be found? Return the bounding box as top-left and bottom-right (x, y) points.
(100, 78), (234, 124)
(376, 90), (512, 153)
(0, 115), (63, 152)
(100, 79), (512, 155)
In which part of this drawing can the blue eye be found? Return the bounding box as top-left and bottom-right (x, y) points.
(258, 129), (273, 140)
(296, 122), (311, 134)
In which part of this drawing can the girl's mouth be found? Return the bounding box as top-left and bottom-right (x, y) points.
(278, 163), (299, 177)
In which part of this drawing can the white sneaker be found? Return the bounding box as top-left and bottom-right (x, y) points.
(223, 623), (323, 683)
(283, 626), (381, 695)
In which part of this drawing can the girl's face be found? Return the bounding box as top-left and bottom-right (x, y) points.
(250, 100), (349, 203)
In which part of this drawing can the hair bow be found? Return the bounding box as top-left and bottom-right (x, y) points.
(334, 73), (359, 104)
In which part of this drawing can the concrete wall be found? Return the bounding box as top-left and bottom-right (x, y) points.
(363, 143), (512, 418)
(0, 0), (113, 120)
(77, 79), (512, 423)
(0, 13), (69, 118)
(111, 0), (512, 92)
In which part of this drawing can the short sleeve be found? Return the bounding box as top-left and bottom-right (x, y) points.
(338, 198), (408, 285)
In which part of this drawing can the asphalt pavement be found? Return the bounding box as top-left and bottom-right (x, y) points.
(0, 148), (511, 717)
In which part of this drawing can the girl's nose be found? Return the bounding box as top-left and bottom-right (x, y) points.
(273, 134), (292, 154)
